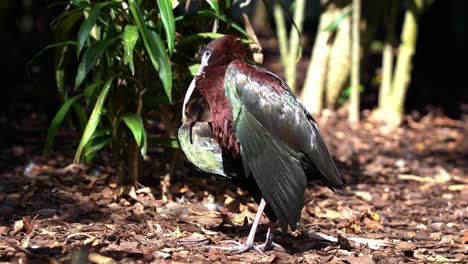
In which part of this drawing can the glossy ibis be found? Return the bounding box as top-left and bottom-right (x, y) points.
(179, 35), (344, 254)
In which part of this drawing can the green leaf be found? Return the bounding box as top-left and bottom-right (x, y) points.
(154, 137), (179, 148)
(188, 64), (200, 76)
(72, 103), (88, 131)
(43, 94), (83, 157)
(28, 41), (77, 67)
(71, 0), (88, 8)
(77, 5), (101, 56)
(206, 0), (220, 17)
(322, 6), (352, 32)
(220, 14), (249, 37)
(75, 38), (117, 87)
(122, 113), (143, 145)
(156, 0), (175, 55)
(176, 32), (224, 46)
(74, 78), (113, 163)
(122, 25), (139, 75)
(128, 0), (173, 102)
(122, 113), (147, 156)
(84, 80), (103, 104)
(84, 135), (112, 162)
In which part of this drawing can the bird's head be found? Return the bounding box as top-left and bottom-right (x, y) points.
(182, 35), (248, 121)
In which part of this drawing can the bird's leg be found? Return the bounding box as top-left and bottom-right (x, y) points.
(206, 198), (267, 255)
(256, 222), (286, 252)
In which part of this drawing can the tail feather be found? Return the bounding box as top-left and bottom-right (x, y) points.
(306, 132), (344, 189)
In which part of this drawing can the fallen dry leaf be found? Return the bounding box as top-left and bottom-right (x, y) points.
(461, 230), (468, 244)
(12, 220), (24, 235)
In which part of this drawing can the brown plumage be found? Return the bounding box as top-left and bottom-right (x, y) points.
(194, 36), (248, 158)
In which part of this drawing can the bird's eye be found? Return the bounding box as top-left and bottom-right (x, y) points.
(201, 50), (211, 66)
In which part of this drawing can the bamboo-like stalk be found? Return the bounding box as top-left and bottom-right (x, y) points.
(349, 0), (360, 122)
(285, 0), (306, 92)
(378, 0), (399, 112)
(300, 4), (336, 114)
(388, 0), (423, 124)
(273, 0), (288, 69)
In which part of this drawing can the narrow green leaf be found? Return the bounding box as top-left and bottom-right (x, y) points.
(176, 32), (224, 46)
(122, 113), (144, 145)
(128, 0), (172, 102)
(156, 0), (175, 55)
(28, 41), (77, 67)
(322, 6), (352, 32)
(72, 103), (88, 131)
(220, 15), (249, 37)
(188, 64), (200, 76)
(44, 94), (83, 157)
(122, 113), (147, 156)
(122, 25), (139, 75)
(77, 5), (101, 56)
(84, 80), (103, 104)
(74, 79), (113, 163)
(75, 38), (117, 87)
(154, 137), (180, 148)
(206, 0), (220, 17)
(71, 0), (88, 8)
(84, 136), (112, 161)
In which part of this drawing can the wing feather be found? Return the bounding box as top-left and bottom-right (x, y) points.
(225, 60), (344, 231)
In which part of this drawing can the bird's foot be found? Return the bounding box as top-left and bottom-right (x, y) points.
(205, 240), (266, 255)
(256, 241), (286, 252)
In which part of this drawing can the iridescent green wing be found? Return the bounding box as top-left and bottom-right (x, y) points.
(225, 60), (343, 232)
(178, 122), (227, 177)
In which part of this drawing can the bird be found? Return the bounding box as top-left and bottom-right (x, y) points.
(179, 35), (344, 254)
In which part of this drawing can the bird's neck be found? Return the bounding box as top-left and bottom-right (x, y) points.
(196, 64), (241, 157)
(196, 64), (229, 111)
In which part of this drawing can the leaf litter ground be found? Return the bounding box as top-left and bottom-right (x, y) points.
(0, 112), (467, 263)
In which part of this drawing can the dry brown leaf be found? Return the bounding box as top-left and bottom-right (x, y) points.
(154, 251), (171, 259)
(363, 217), (383, 230)
(0, 226), (8, 235)
(355, 191), (372, 202)
(342, 255), (375, 264)
(88, 252), (117, 264)
(461, 230), (468, 244)
(12, 220), (24, 235)
(396, 241), (415, 251)
(317, 209), (343, 219)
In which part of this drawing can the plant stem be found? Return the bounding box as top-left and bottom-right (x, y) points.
(286, 0), (305, 92)
(389, 0), (423, 125)
(378, 0), (399, 112)
(349, 0), (360, 122)
(273, 0), (288, 70)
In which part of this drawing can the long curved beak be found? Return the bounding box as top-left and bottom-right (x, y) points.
(182, 62), (207, 122)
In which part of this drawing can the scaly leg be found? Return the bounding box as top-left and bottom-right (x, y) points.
(207, 198), (267, 255)
(256, 222), (286, 252)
